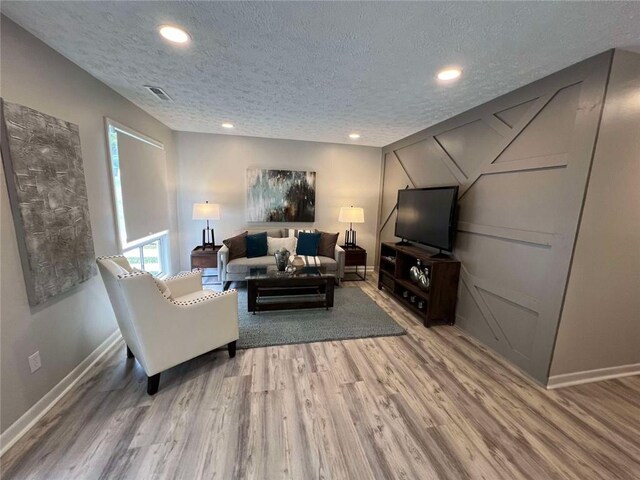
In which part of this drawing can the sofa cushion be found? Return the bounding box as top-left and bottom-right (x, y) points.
(266, 229), (284, 238)
(227, 256), (276, 274)
(318, 256), (337, 271)
(247, 228), (284, 238)
(227, 254), (336, 275)
(223, 231), (248, 260)
(286, 228), (317, 238)
(317, 231), (339, 257)
(297, 232), (321, 256)
(246, 232), (268, 258)
(267, 236), (297, 255)
(295, 255), (337, 272)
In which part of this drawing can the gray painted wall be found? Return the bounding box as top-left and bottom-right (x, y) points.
(379, 52), (613, 384)
(550, 50), (640, 377)
(0, 17), (180, 433)
(175, 132), (382, 271)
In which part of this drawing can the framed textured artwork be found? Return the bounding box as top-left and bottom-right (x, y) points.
(0, 99), (96, 306)
(247, 168), (316, 222)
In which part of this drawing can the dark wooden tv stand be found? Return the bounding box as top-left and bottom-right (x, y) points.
(378, 242), (460, 327)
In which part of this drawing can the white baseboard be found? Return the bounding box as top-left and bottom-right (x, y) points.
(0, 330), (122, 457)
(547, 363), (640, 389)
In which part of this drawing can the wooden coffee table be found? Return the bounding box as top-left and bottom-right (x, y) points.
(246, 266), (335, 313)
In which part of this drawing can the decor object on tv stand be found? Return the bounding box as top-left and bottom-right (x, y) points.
(418, 267), (430, 291)
(378, 242), (460, 327)
(192, 201), (220, 249)
(338, 206), (364, 247)
(409, 259), (423, 283)
(410, 259), (431, 291)
(0, 100), (97, 306)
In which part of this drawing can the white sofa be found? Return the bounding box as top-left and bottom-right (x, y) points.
(217, 228), (345, 289)
(97, 255), (239, 395)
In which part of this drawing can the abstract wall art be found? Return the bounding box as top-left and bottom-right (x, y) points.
(1, 99), (96, 306)
(247, 168), (316, 222)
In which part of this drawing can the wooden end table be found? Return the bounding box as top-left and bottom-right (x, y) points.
(341, 245), (367, 281)
(191, 245), (222, 283)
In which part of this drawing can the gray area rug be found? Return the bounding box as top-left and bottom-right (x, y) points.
(236, 286), (405, 349)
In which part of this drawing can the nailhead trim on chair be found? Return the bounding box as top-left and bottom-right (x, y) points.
(96, 254), (127, 261)
(116, 269), (236, 305)
(171, 289), (236, 306)
(105, 260), (201, 283)
(166, 270), (202, 280)
(116, 270), (148, 279)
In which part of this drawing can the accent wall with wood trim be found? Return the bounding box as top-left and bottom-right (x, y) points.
(378, 51), (614, 384)
(549, 49), (640, 382)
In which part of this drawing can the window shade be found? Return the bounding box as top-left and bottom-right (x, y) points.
(116, 131), (169, 243)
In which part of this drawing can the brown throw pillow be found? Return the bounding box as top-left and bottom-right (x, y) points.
(223, 231), (248, 260)
(317, 231), (339, 258)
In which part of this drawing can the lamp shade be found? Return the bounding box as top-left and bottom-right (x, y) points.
(338, 206), (364, 223)
(192, 202), (220, 220)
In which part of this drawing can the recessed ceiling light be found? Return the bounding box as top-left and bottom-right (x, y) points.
(159, 25), (191, 44)
(437, 68), (462, 81)
(221, 123), (234, 129)
(349, 133), (361, 139)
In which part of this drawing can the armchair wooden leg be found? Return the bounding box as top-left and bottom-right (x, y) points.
(147, 373), (160, 395)
(228, 341), (237, 358)
(223, 281), (232, 291)
(126, 345), (134, 359)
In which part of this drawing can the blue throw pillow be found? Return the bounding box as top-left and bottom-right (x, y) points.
(297, 232), (321, 256)
(246, 232), (268, 258)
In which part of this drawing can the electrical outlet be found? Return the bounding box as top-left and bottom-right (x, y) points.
(28, 351), (42, 373)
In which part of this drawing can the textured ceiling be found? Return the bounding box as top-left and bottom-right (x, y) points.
(2, 1), (639, 147)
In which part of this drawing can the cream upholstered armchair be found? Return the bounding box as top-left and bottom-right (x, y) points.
(97, 255), (239, 395)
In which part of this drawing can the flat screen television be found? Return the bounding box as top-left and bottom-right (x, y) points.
(394, 186), (459, 253)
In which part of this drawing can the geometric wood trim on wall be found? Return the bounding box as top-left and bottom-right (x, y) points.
(392, 151), (417, 188)
(431, 137), (468, 183)
(457, 88), (559, 197)
(378, 51), (614, 384)
(378, 183), (410, 235)
(483, 113), (513, 137)
(457, 222), (555, 247)
(460, 265), (541, 362)
(480, 152), (568, 176)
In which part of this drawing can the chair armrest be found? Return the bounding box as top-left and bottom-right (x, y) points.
(334, 245), (345, 279)
(218, 245), (229, 282)
(164, 270), (202, 298)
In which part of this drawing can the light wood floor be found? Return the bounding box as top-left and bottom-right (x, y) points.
(2, 277), (639, 479)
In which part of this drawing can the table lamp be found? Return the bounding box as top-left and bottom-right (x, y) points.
(338, 206), (364, 247)
(192, 201), (220, 249)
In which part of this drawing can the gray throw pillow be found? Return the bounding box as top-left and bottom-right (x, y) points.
(317, 231), (339, 257)
(223, 231), (248, 260)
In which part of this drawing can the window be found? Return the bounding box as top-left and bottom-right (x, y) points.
(106, 119), (170, 276)
(123, 237), (168, 276)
